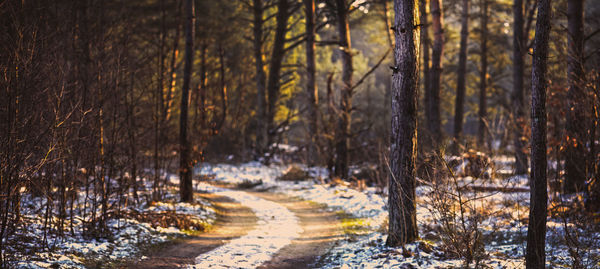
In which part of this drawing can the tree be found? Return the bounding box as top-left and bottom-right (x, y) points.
(420, 0), (431, 141)
(564, 0), (586, 193)
(180, 0), (195, 202)
(477, 0), (489, 148)
(253, 0), (268, 158)
(387, 0), (419, 247)
(266, 0), (292, 162)
(526, 0), (551, 266)
(512, 0), (528, 175)
(453, 0), (470, 153)
(334, 0), (353, 179)
(304, 0), (319, 165)
(428, 0), (444, 142)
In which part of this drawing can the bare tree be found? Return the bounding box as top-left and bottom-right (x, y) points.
(420, 0), (431, 133)
(452, 0), (470, 153)
(180, 0), (195, 202)
(334, 0), (353, 179)
(512, 0), (528, 174)
(564, 0), (586, 193)
(304, 0), (319, 165)
(478, 0), (489, 148)
(253, 0), (269, 158)
(428, 0), (444, 143)
(526, 0), (551, 266)
(387, 0), (419, 247)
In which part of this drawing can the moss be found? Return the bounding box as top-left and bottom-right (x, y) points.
(335, 210), (370, 240)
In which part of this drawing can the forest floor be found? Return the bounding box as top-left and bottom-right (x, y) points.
(10, 156), (600, 268)
(132, 188), (344, 269)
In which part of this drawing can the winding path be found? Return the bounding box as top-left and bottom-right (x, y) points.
(133, 185), (343, 268)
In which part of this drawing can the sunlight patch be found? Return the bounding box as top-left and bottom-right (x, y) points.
(191, 184), (302, 268)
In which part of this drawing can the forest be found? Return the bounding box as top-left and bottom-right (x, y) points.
(1, 0), (600, 268)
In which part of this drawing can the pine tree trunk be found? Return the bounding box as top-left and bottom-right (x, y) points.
(429, 0), (443, 143)
(387, 0), (419, 247)
(513, 0), (528, 174)
(478, 0), (488, 148)
(334, 0), (353, 179)
(253, 0), (268, 159)
(420, 0), (431, 143)
(453, 0), (469, 154)
(526, 0), (550, 266)
(266, 0), (290, 163)
(179, 0), (194, 203)
(564, 0), (586, 193)
(304, 0), (319, 165)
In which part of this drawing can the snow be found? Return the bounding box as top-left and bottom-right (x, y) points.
(10, 191), (216, 269)
(198, 160), (600, 268)
(191, 183), (302, 268)
(12, 157), (600, 268)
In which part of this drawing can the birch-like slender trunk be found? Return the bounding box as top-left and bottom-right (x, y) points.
(526, 0), (551, 266)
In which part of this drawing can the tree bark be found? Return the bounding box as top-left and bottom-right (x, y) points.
(513, 0), (528, 174)
(564, 0), (586, 193)
(334, 0), (353, 179)
(179, 0), (194, 203)
(253, 0), (268, 159)
(387, 0), (419, 247)
(478, 0), (488, 148)
(526, 0), (550, 266)
(428, 0), (443, 143)
(453, 0), (469, 154)
(266, 0), (290, 163)
(420, 0), (431, 140)
(304, 0), (319, 166)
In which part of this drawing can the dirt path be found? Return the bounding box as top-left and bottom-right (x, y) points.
(132, 188), (343, 269)
(131, 192), (258, 268)
(252, 191), (344, 269)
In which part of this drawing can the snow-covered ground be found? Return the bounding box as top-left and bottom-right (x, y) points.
(198, 161), (600, 268)
(10, 158), (600, 268)
(191, 184), (302, 268)
(10, 187), (216, 269)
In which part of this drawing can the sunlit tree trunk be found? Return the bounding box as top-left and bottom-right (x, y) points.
(526, 0), (550, 266)
(266, 0), (290, 163)
(387, 0), (419, 247)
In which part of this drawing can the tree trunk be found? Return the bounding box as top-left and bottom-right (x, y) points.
(526, 0), (550, 266)
(513, 0), (528, 174)
(564, 0), (586, 193)
(334, 0), (353, 179)
(179, 0), (194, 203)
(387, 0), (419, 247)
(428, 0), (443, 143)
(382, 0), (395, 141)
(477, 0), (488, 148)
(453, 0), (469, 154)
(420, 0), (431, 134)
(266, 0), (290, 163)
(253, 0), (268, 159)
(304, 0), (319, 166)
